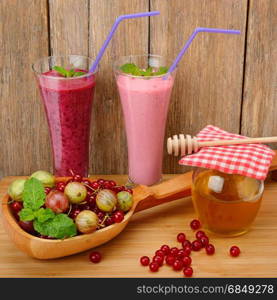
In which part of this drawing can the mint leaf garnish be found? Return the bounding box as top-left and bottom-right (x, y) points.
(53, 66), (69, 77)
(140, 67), (153, 76)
(155, 66), (169, 75)
(68, 68), (75, 77)
(19, 208), (35, 221)
(120, 63), (168, 76)
(73, 71), (85, 77)
(34, 214), (77, 239)
(19, 176), (77, 239)
(53, 66), (86, 78)
(22, 178), (45, 211)
(120, 63), (140, 75)
(34, 208), (55, 223)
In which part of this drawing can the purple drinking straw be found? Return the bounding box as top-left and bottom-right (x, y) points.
(167, 27), (240, 75)
(89, 11), (160, 73)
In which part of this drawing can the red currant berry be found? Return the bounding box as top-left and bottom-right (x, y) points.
(182, 240), (192, 249)
(18, 220), (35, 234)
(87, 190), (93, 197)
(97, 211), (105, 219)
(115, 186), (124, 193)
(149, 262), (159, 272)
(183, 266), (193, 277)
(177, 233), (186, 243)
(173, 259), (184, 271)
(109, 180), (116, 187)
(10, 201), (23, 213)
(73, 174), (82, 182)
(13, 212), (20, 221)
(87, 195), (96, 206)
(205, 244), (215, 255)
(191, 240), (202, 251)
(113, 211), (124, 223)
(177, 249), (185, 259)
(105, 216), (114, 226)
(97, 179), (105, 186)
(200, 236), (209, 247)
(160, 245), (170, 255)
(190, 219), (201, 230)
(170, 247), (179, 256)
(103, 181), (111, 189)
(70, 209), (81, 219)
(81, 204), (91, 211)
(93, 207), (101, 214)
(183, 246), (191, 256)
(91, 181), (100, 190)
(182, 256), (192, 267)
(56, 183), (66, 192)
(140, 256), (150, 266)
(195, 230), (206, 240)
(89, 251), (101, 263)
(44, 187), (52, 194)
(230, 246), (240, 257)
(153, 255), (163, 266)
(83, 179), (91, 186)
(165, 255), (176, 266)
(155, 250), (164, 258)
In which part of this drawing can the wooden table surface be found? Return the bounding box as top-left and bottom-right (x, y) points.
(0, 175), (277, 278)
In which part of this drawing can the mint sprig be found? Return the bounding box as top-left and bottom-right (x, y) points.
(34, 214), (77, 239)
(53, 66), (86, 78)
(22, 178), (45, 210)
(19, 178), (77, 239)
(120, 63), (168, 76)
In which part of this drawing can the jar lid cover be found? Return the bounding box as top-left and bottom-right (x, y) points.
(179, 125), (275, 180)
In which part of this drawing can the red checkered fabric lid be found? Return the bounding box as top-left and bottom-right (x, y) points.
(179, 125), (275, 180)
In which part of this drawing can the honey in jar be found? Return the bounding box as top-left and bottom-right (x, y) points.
(192, 168), (264, 236)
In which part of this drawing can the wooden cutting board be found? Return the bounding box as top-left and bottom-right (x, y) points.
(0, 174), (277, 278)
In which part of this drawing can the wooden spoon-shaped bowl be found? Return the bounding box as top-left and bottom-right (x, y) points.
(1, 172), (192, 259)
(2, 152), (277, 259)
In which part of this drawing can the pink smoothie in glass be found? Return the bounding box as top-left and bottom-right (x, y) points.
(116, 74), (174, 185)
(38, 70), (96, 176)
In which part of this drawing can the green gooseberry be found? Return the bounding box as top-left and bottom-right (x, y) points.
(8, 179), (26, 201)
(64, 182), (87, 204)
(30, 170), (55, 188)
(117, 191), (133, 212)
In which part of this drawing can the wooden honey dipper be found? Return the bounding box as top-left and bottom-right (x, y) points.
(167, 134), (277, 156)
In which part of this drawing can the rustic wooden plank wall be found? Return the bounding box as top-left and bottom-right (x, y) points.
(241, 0), (277, 140)
(0, 0), (276, 177)
(150, 0), (248, 173)
(0, 0), (49, 178)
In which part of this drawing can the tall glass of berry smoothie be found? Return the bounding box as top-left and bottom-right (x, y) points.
(32, 55), (97, 177)
(114, 55), (176, 186)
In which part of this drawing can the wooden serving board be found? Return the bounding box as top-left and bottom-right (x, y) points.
(0, 174), (277, 278)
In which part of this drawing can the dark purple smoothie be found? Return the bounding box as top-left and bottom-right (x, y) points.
(38, 70), (96, 177)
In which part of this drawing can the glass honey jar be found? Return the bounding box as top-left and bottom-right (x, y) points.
(192, 168), (264, 236)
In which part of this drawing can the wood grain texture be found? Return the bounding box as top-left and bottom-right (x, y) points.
(88, 0), (149, 175)
(49, 0), (89, 55)
(1, 175), (277, 277)
(0, 0), (49, 178)
(0, 0), (276, 178)
(241, 0), (277, 148)
(150, 0), (248, 173)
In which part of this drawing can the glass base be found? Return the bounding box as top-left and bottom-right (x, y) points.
(126, 176), (163, 188)
(203, 226), (250, 237)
